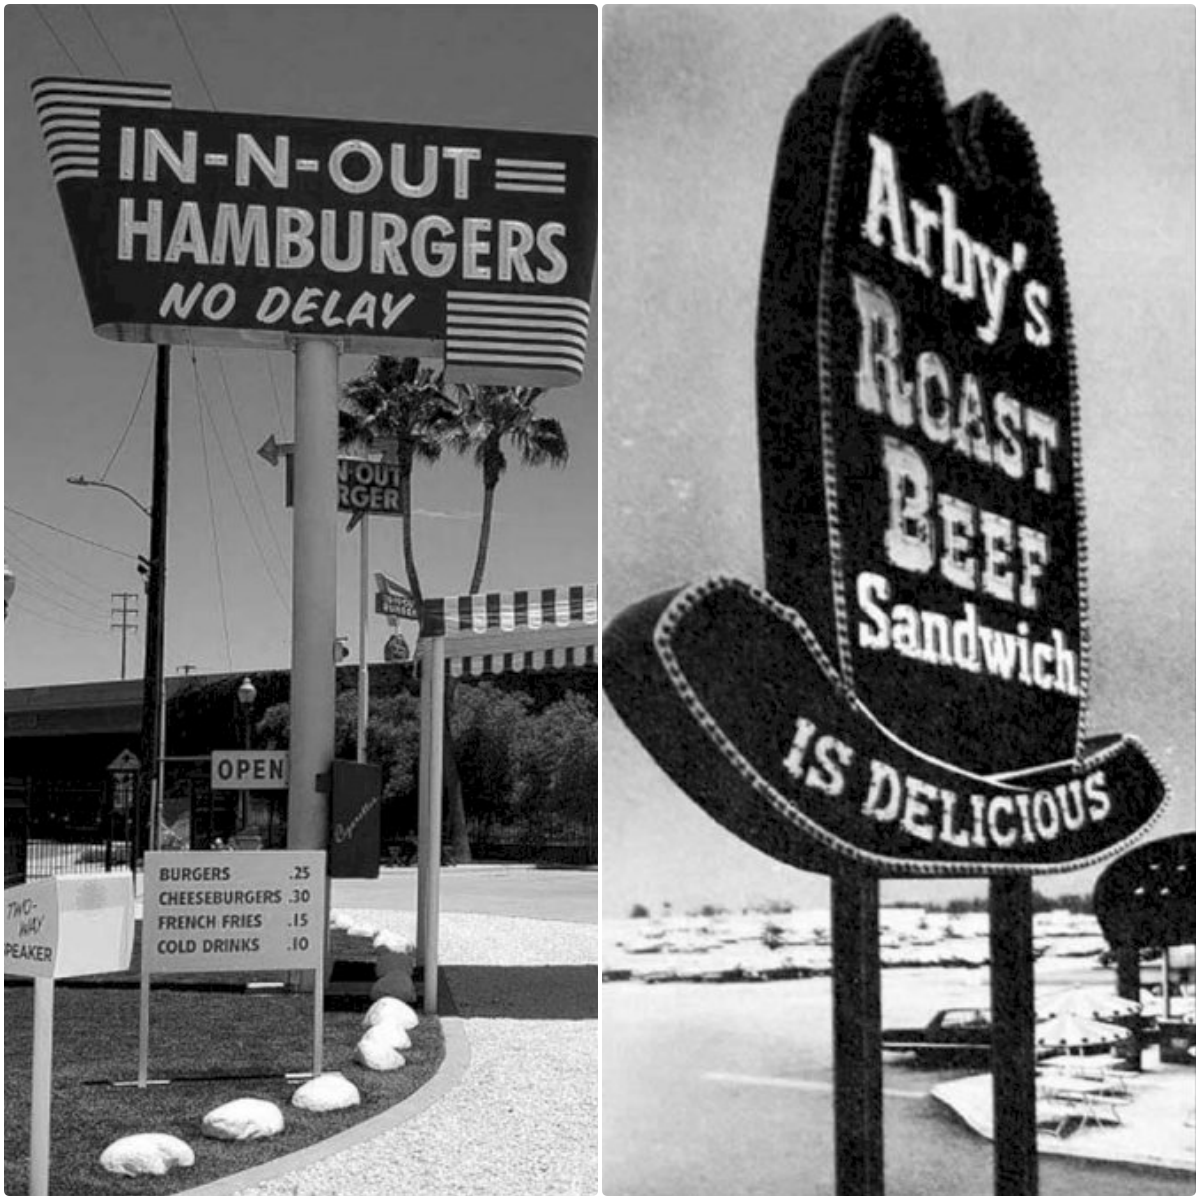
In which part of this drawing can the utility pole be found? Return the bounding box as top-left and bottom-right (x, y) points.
(177, 664), (196, 676)
(136, 345), (170, 868)
(110, 592), (139, 680)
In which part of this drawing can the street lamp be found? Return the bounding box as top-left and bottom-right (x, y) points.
(66, 470), (165, 863)
(66, 475), (153, 519)
(237, 676), (257, 832)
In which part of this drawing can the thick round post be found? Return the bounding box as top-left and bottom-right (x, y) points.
(989, 876), (1038, 1196)
(417, 636), (445, 1012)
(831, 869), (883, 1195)
(288, 338), (339, 851)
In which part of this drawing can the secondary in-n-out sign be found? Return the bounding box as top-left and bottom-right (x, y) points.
(258, 435), (406, 520)
(211, 749), (289, 790)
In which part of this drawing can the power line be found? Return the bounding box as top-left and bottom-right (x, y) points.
(192, 353), (290, 613)
(100, 352), (156, 482)
(5, 506), (139, 560)
(8, 571), (109, 629)
(263, 353), (286, 432)
(83, 6), (126, 78)
(34, 6), (83, 73)
(213, 350), (290, 584)
(167, 5), (218, 109)
(4, 526), (113, 600)
(5, 544), (111, 609)
(10, 599), (108, 637)
(190, 348), (234, 669)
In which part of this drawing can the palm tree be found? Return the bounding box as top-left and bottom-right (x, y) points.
(338, 356), (457, 606)
(449, 385), (570, 594)
(339, 355), (473, 860)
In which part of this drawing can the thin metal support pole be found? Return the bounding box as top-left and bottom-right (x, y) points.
(358, 516), (369, 764)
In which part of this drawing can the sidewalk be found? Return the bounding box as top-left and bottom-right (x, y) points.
(933, 1047), (1196, 1173)
(183, 891), (598, 1196)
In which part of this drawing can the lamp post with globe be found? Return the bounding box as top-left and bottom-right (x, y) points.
(237, 676), (257, 833)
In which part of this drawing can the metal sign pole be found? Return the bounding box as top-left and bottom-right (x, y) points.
(288, 338), (338, 856)
(137, 954), (151, 1087)
(831, 869), (884, 1195)
(313, 962), (325, 1077)
(29, 976), (54, 1196)
(989, 876), (1038, 1196)
(357, 516), (370, 764)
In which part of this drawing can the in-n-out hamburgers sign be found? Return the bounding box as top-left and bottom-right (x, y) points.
(604, 17), (1166, 876)
(32, 78), (596, 386)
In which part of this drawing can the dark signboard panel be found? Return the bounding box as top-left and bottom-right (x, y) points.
(758, 18), (1085, 778)
(604, 578), (1166, 877)
(328, 760), (383, 880)
(33, 78), (597, 387)
(1094, 833), (1196, 950)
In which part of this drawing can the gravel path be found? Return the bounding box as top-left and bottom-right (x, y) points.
(235, 910), (598, 1196)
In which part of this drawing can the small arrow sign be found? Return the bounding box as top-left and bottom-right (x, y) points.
(256, 435), (295, 467)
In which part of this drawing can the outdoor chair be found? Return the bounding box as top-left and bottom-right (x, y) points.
(1035, 1100), (1083, 1139)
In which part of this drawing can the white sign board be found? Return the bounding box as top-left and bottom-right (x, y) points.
(4, 879), (58, 979)
(4, 874), (134, 980)
(211, 750), (289, 790)
(143, 851), (324, 974)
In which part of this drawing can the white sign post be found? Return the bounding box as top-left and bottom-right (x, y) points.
(139, 850), (326, 1086)
(5, 874), (135, 1196)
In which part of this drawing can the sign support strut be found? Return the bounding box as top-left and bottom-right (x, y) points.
(416, 635), (446, 1012)
(358, 516), (370, 763)
(831, 870), (884, 1196)
(30, 976), (54, 1196)
(989, 876), (1038, 1196)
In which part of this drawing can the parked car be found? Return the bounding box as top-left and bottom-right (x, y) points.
(882, 1007), (993, 1063)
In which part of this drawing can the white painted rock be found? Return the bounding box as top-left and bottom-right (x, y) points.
(372, 929), (414, 953)
(374, 947), (414, 978)
(328, 909), (353, 931)
(363, 996), (420, 1031)
(100, 1133), (195, 1177)
(201, 1098), (285, 1141)
(370, 966), (417, 1004)
(368, 1019), (412, 1051)
(354, 1027), (407, 1071)
(291, 1072), (361, 1112)
(346, 921), (377, 939)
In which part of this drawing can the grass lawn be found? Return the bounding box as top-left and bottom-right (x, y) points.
(4, 930), (443, 1196)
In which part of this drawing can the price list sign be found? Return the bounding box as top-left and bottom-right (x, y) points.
(143, 850), (325, 973)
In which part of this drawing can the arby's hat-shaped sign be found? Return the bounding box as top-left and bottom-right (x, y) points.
(604, 18), (1168, 877)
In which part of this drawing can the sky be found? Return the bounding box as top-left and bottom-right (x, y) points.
(602, 5), (1195, 915)
(3, 4), (597, 690)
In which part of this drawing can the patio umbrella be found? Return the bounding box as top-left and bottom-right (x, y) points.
(1034, 1011), (1126, 1051)
(1037, 986), (1142, 1022)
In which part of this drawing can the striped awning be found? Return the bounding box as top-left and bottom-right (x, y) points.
(419, 584), (597, 677)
